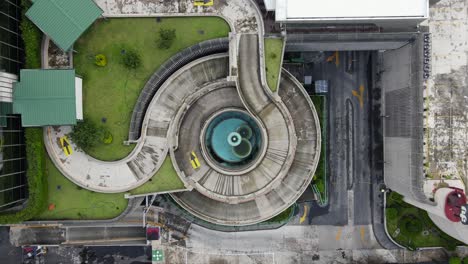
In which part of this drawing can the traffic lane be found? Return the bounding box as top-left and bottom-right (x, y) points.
(308, 51), (373, 226)
(66, 226), (146, 242)
(10, 227), (66, 246)
(41, 246), (151, 264)
(337, 51), (372, 226)
(351, 51), (372, 225)
(311, 52), (349, 225)
(0, 227), (21, 263)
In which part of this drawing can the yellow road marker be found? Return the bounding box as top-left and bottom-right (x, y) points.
(190, 151), (201, 169)
(60, 136), (73, 156)
(299, 205), (309, 224)
(335, 227), (342, 241)
(360, 226), (366, 242)
(351, 85), (365, 109)
(326, 51), (340, 67)
(194, 0), (213, 6)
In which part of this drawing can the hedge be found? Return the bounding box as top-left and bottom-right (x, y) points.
(0, 128), (48, 223)
(20, 0), (42, 69)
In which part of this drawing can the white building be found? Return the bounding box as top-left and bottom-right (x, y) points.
(264, 0), (429, 27)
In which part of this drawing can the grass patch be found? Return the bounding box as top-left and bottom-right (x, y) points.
(264, 205), (295, 223)
(264, 38), (283, 92)
(386, 192), (464, 250)
(36, 156), (128, 220)
(129, 157), (185, 195)
(311, 95), (327, 203)
(74, 17), (230, 161)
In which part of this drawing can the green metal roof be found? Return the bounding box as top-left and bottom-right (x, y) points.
(13, 69), (77, 127)
(26, 0), (103, 51)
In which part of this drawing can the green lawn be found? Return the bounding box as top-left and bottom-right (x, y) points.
(386, 192), (463, 250)
(36, 157), (128, 220)
(311, 95), (327, 204)
(74, 17), (230, 161)
(129, 157), (186, 195)
(264, 38), (284, 92)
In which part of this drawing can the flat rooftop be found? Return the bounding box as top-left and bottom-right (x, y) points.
(275, 0), (429, 21)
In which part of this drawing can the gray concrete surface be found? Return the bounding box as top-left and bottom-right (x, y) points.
(382, 33), (430, 204)
(0, 227), (21, 264)
(426, 0), (468, 188)
(170, 49), (321, 225)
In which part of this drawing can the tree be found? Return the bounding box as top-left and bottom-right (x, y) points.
(157, 28), (176, 49)
(69, 120), (103, 151)
(120, 49), (141, 69)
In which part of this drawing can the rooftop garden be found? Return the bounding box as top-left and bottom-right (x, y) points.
(264, 37), (284, 93)
(74, 17), (230, 161)
(386, 192), (464, 250)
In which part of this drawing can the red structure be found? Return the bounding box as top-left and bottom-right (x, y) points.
(146, 226), (160, 241)
(444, 188), (467, 222)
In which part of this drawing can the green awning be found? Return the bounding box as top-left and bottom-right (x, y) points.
(26, 0), (103, 51)
(13, 69), (80, 127)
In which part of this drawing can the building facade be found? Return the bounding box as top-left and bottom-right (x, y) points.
(0, 0), (27, 211)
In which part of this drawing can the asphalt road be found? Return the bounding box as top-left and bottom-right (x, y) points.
(286, 51), (374, 226)
(0, 227), (21, 263)
(66, 226), (146, 243)
(10, 226), (146, 246)
(30, 246), (152, 264)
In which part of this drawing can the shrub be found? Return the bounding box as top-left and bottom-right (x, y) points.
(157, 28), (176, 49)
(69, 120), (104, 151)
(102, 130), (113, 144)
(399, 215), (423, 235)
(95, 54), (107, 67)
(120, 49), (141, 69)
(20, 0), (42, 69)
(0, 128), (48, 223)
(449, 257), (461, 264)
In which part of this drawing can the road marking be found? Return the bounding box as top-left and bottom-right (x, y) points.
(351, 85), (365, 109)
(152, 249), (164, 262)
(326, 51), (340, 67)
(299, 205), (309, 224)
(60, 136), (73, 156)
(190, 151), (201, 169)
(360, 226), (366, 242)
(194, 0), (213, 6)
(335, 227), (342, 241)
